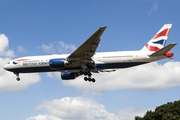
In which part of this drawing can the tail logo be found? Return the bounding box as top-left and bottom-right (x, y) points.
(146, 27), (171, 51)
(152, 39), (166, 45)
(152, 28), (170, 39)
(145, 44), (160, 51)
(146, 39), (166, 51)
(141, 24), (172, 52)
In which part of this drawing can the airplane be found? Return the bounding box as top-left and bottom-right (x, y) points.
(3, 24), (177, 82)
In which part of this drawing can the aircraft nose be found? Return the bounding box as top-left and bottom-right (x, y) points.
(3, 64), (11, 71)
(3, 64), (8, 70)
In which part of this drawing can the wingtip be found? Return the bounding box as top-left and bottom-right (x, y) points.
(100, 26), (107, 29)
(170, 43), (178, 45)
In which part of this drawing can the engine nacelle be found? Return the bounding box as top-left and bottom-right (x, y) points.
(49, 58), (68, 69)
(61, 72), (78, 80)
(165, 52), (174, 57)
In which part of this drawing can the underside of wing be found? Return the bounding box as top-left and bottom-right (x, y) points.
(65, 26), (107, 72)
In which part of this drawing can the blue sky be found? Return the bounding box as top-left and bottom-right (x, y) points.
(0, 0), (180, 120)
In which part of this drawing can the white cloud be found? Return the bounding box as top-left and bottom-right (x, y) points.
(41, 43), (53, 53)
(0, 34), (41, 93)
(0, 34), (15, 57)
(27, 97), (152, 120)
(46, 72), (53, 78)
(62, 61), (180, 91)
(148, 0), (158, 15)
(29, 97), (117, 120)
(17, 46), (27, 53)
(0, 58), (41, 93)
(46, 72), (61, 80)
(27, 114), (62, 120)
(117, 107), (149, 120)
(41, 41), (76, 54)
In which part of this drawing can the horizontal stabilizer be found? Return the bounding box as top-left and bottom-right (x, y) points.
(150, 43), (177, 57)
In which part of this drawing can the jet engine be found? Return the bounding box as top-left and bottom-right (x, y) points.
(61, 72), (78, 80)
(49, 58), (68, 69)
(165, 52), (174, 57)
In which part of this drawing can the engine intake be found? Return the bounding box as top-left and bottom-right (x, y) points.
(61, 72), (78, 80)
(49, 58), (68, 69)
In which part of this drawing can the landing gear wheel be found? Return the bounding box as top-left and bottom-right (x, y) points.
(16, 77), (20, 81)
(88, 78), (91, 82)
(84, 72), (88, 76)
(88, 72), (92, 77)
(84, 77), (88, 81)
(79, 71), (83, 75)
(91, 78), (95, 83)
(14, 72), (20, 81)
(82, 71), (96, 83)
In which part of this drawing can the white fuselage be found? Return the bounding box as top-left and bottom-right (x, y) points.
(3, 50), (166, 73)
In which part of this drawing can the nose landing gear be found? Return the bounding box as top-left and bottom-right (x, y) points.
(14, 72), (20, 81)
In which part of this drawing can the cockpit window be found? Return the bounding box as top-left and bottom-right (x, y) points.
(7, 62), (10, 64)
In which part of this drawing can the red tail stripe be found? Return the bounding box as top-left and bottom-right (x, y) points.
(152, 28), (170, 39)
(146, 44), (160, 51)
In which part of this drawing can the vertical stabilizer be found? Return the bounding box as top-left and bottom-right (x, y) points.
(141, 24), (172, 51)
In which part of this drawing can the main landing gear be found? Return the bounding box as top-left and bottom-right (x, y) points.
(79, 71), (95, 83)
(84, 77), (95, 82)
(14, 72), (20, 81)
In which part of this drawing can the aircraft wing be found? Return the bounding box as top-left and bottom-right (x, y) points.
(67, 26), (107, 61)
(66, 26), (107, 71)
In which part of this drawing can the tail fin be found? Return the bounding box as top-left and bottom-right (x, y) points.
(141, 24), (172, 51)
